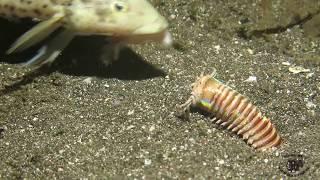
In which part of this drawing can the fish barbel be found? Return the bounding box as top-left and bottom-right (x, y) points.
(0, 0), (172, 66)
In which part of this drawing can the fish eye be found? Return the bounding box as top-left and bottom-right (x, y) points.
(115, 3), (123, 11)
(112, 1), (127, 12)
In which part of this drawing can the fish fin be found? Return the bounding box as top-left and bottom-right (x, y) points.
(112, 42), (124, 60)
(7, 14), (64, 54)
(99, 40), (125, 66)
(22, 29), (75, 67)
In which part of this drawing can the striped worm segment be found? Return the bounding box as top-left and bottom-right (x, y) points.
(182, 74), (281, 151)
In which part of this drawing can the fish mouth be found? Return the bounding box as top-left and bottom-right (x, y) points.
(132, 16), (168, 35)
(122, 29), (172, 46)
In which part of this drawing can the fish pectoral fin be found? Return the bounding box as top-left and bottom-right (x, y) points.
(22, 29), (75, 67)
(7, 13), (64, 54)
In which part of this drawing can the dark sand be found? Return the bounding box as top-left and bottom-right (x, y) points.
(0, 0), (319, 179)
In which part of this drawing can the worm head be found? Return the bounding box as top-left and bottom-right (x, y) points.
(191, 74), (211, 100)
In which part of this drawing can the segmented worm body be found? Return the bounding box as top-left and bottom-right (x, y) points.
(179, 74), (281, 151)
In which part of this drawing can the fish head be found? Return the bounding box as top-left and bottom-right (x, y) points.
(66, 0), (171, 45)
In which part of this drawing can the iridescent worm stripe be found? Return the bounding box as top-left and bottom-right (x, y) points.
(180, 74), (282, 151)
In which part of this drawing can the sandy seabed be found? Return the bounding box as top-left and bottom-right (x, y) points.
(0, 0), (319, 179)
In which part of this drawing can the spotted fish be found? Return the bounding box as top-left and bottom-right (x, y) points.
(0, 0), (172, 66)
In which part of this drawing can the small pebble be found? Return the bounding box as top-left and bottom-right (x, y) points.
(83, 77), (93, 84)
(149, 125), (155, 132)
(244, 76), (257, 82)
(127, 110), (134, 115)
(144, 159), (152, 166)
(247, 48), (254, 55)
(289, 66), (310, 74)
(217, 159), (225, 165)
